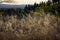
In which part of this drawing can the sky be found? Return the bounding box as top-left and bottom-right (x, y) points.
(1, 0), (48, 5)
(14, 0), (48, 4)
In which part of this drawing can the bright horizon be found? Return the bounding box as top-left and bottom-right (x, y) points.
(1, 0), (48, 5)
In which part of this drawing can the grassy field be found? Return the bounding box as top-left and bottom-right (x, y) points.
(0, 12), (60, 40)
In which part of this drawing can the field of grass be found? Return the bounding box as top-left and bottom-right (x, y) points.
(0, 12), (60, 40)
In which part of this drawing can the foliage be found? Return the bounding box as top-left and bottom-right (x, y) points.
(24, 1), (60, 17)
(52, 0), (60, 3)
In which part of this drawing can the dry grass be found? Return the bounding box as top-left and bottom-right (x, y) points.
(0, 12), (60, 40)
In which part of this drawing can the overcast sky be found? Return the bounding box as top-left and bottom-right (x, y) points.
(1, 0), (48, 5)
(14, 0), (48, 4)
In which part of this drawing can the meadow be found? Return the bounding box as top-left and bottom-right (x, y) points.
(0, 1), (60, 40)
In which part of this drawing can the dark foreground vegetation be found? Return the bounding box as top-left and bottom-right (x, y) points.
(0, 0), (60, 40)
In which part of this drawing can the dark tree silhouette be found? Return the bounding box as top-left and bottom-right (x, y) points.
(34, 3), (38, 9)
(52, 0), (60, 3)
(46, 1), (51, 6)
(24, 5), (28, 11)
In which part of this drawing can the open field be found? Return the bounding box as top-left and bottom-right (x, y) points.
(0, 0), (60, 40)
(0, 12), (60, 40)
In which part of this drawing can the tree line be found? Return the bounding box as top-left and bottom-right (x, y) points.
(24, 0), (60, 16)
(0, 0), (60, 17)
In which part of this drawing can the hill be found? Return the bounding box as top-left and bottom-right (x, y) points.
(0, 4), (25, 9)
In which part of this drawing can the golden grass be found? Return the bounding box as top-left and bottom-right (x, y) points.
(0, 12), (60, 40)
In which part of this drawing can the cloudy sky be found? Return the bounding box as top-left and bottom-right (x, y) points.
(14, 0), (48, 4)
(1, 0), (48, 5)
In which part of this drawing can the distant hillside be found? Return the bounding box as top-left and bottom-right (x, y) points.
(0, 4), (26, 9)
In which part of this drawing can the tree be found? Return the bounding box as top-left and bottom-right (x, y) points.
(34, 3), (38, 9)
(46, 1), (51, 6)
(52, 0), (60, 3)
(24, 5), (28, 11)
